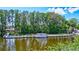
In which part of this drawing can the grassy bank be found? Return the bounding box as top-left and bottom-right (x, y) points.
(47, 36), (79, 51)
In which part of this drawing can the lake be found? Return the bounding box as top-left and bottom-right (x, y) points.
(0, 37), (73, 51)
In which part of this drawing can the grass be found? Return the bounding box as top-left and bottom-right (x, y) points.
(47, 36), (79, 51)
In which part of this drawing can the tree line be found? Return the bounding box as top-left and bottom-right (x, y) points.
(0, 9), (79, 37)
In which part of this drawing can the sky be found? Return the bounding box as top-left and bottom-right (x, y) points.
(0, 7), (79, 20)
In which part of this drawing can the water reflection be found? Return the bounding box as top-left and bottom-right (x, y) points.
(0, 38), (5, 50)
(6, 38), (15, 51)
(15, 38), (27, 51)
(36, 37), (47, 50)
(0, 37), (73, 51)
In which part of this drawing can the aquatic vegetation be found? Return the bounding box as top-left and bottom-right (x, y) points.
(47, 36), (79, 51)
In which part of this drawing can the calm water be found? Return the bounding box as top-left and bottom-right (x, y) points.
(0, 37), (73, 51)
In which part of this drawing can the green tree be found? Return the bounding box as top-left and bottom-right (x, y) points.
(76, 24), (79, 29)
(15, 10), (22, 34)
(68, 18), (77, 27)
(67, 18), (78, 33)
(0, 10), (6, 37)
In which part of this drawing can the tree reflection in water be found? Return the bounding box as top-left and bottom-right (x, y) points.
(6, 38), (15, 51)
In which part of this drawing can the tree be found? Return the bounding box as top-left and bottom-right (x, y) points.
(0, 9), (78, 36)
(67, 18), (78, 33)
(76, 24), (79, 29)
(15, 10), (22, 34)
(0, 10), (6, 37)
(48, 12), (68, 34)
(68, 18), (77, 27)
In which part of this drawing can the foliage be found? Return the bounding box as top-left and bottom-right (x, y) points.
(0, 10), (6, 37)
(76, 24), (79, 29)
(47, 36), (79, 51)
(0, 9), (79, 37)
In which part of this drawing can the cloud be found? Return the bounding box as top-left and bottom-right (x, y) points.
(47, 8), (55, 12)
(47, 8), (66, 15)
(68, 8), (79, 13)
(64, 7), (68, 10)
(54, 8), (66, 15)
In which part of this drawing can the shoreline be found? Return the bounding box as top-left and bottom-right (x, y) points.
(3, 33), (76, 39)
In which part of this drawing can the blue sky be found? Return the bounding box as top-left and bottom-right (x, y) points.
(0, 7), (79, 20)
